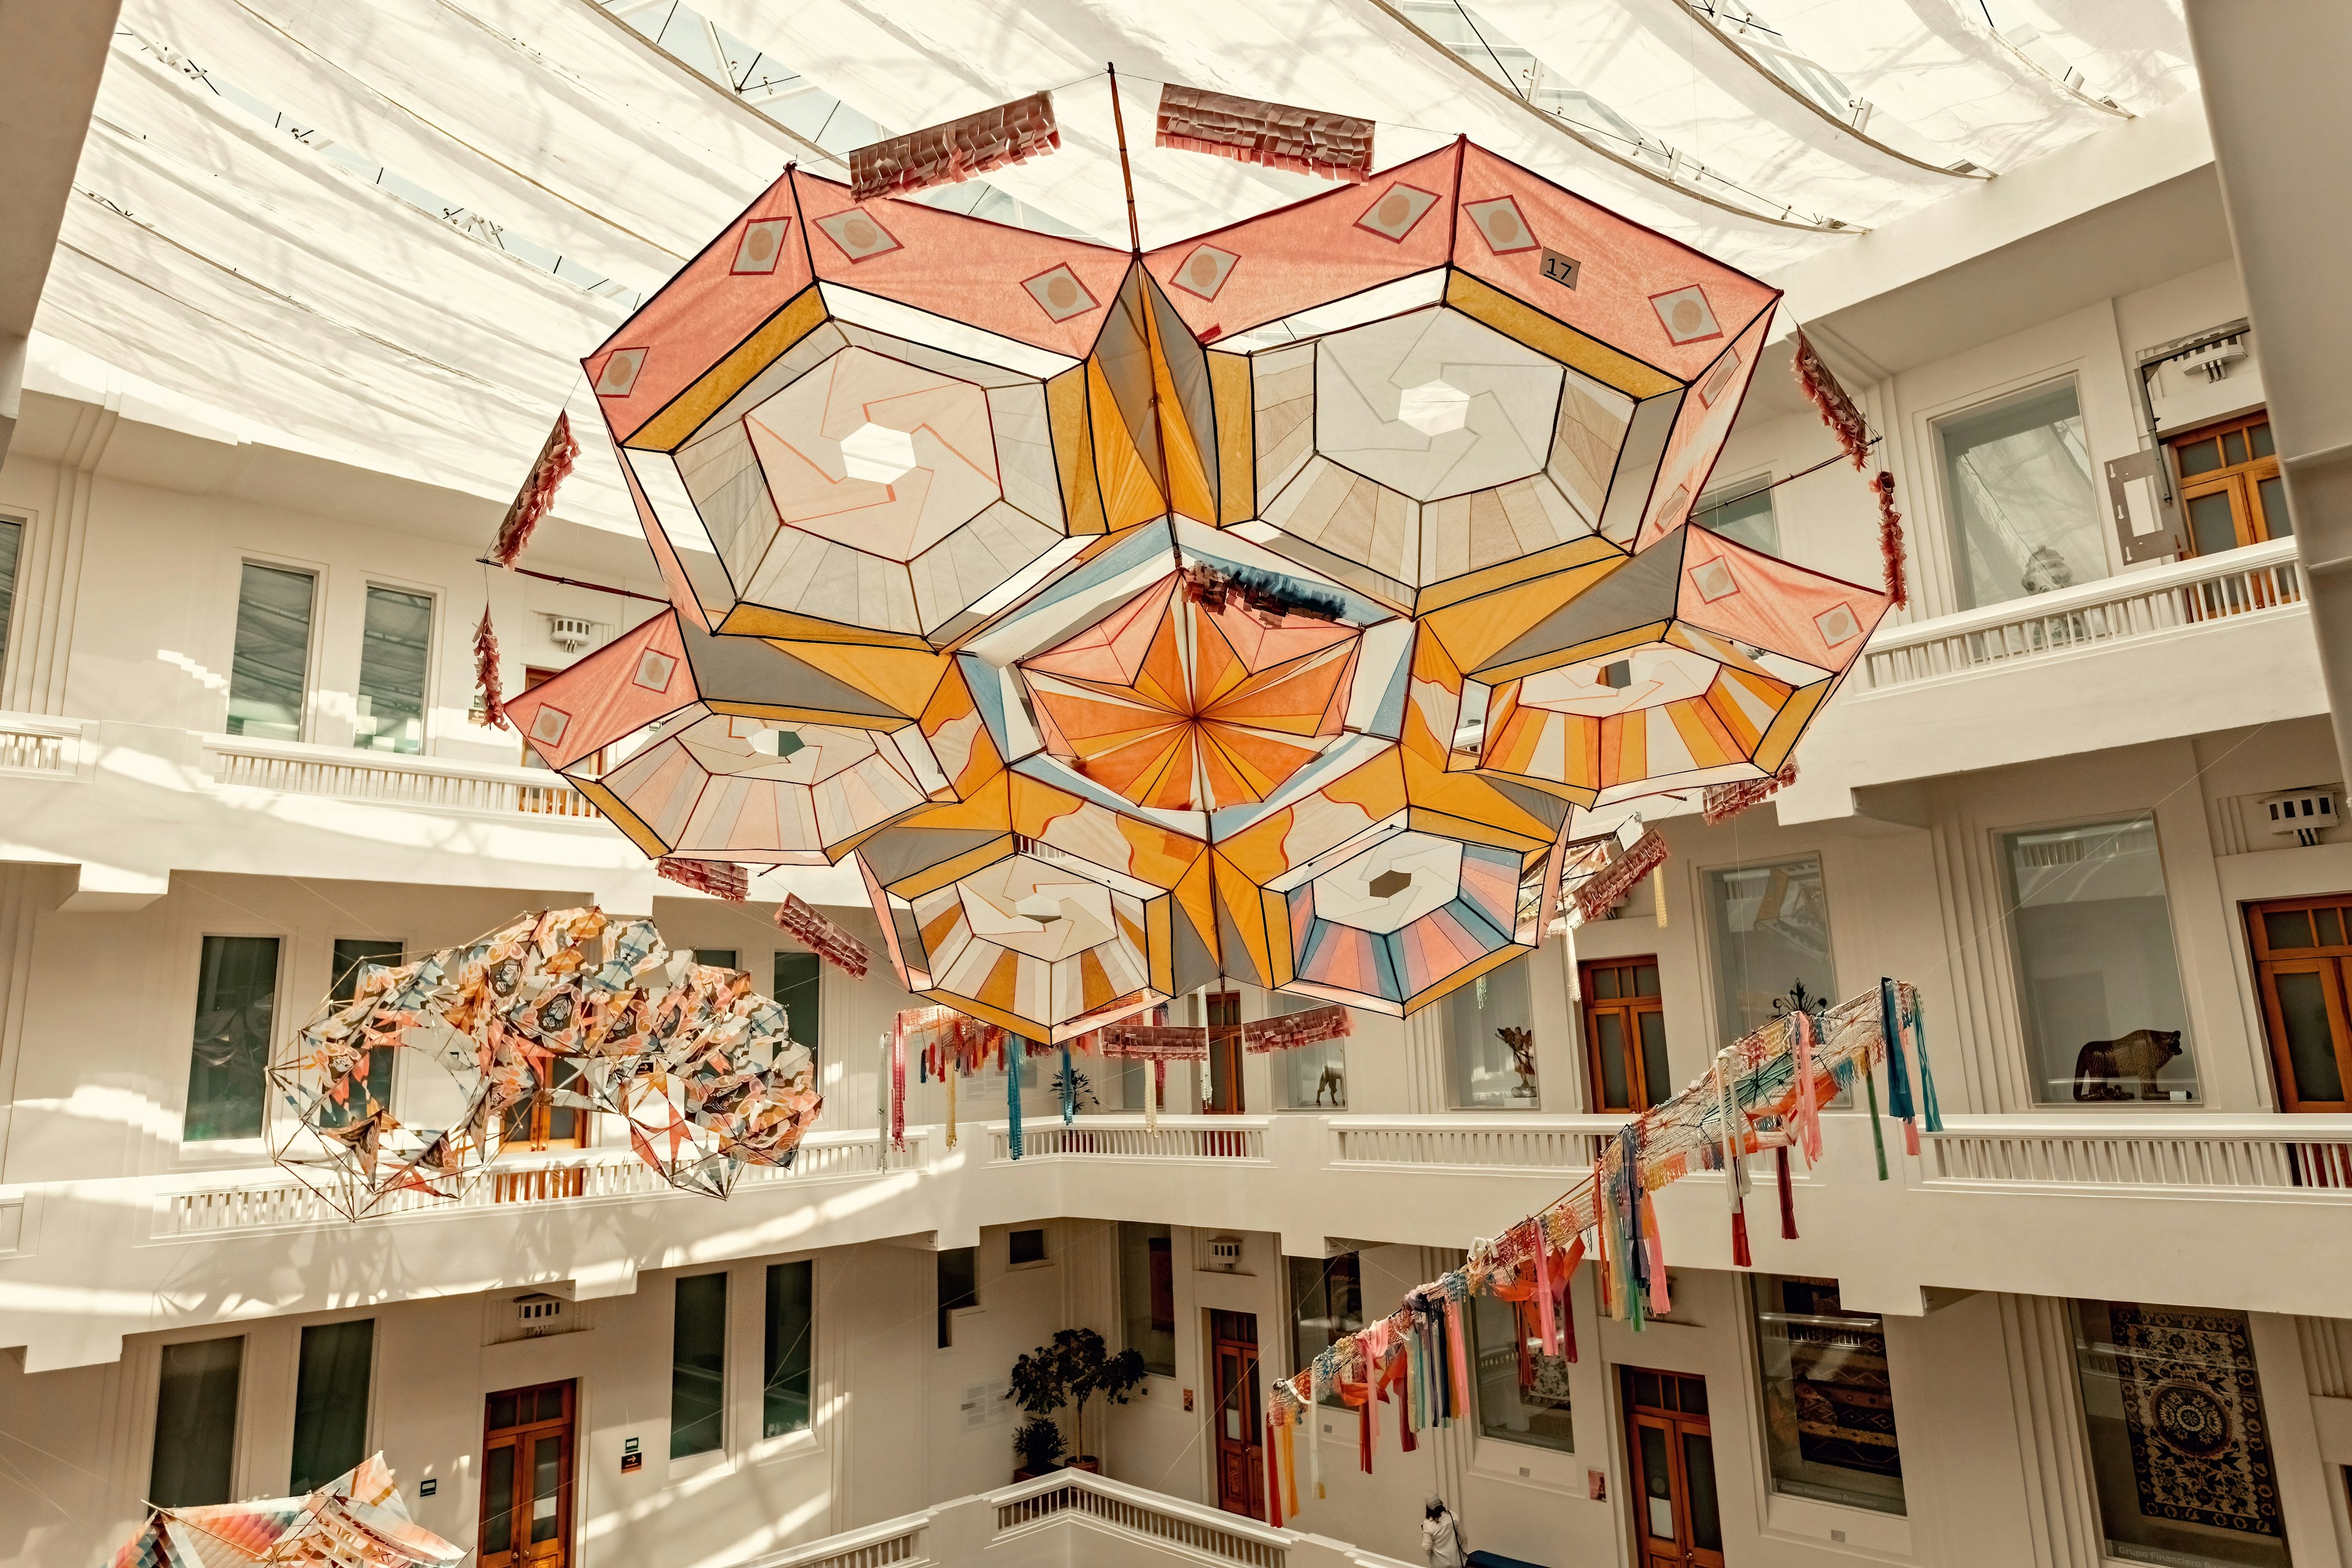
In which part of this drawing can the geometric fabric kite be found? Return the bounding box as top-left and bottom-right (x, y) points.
(506, 137), (1891, 1043)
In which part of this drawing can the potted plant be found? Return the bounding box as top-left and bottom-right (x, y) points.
(1011, 1415), (1066, 1481)
(1008, 1327), (1147, 1476)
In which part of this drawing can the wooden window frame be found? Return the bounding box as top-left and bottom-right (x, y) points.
(2167, 410), (2285, 556)
(2245, 893), (2352, 1112)
(1580, 956), (1667, 1112)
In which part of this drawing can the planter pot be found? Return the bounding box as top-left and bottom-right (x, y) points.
(1062, 1457), (1101, 1473)
(1012, 1467), (1039, 1482)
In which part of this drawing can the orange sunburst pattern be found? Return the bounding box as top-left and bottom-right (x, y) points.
(1017, 573), (1359, 812)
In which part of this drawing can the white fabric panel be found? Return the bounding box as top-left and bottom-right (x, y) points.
(1471, 0), (1961, 228)
(2009, 0), (2198, 113)
(1765, 0), (2120, 171)
(122, 0), (776, 287)
(42, 42), (634, 529)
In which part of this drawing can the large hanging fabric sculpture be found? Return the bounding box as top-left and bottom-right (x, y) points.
(111, 1453), (461, 1568)
(504, 136), (1892, 1042)
(270, 909), (820, 1216)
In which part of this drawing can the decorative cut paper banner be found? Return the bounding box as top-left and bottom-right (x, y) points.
(1574, 828), (1670, 923)
(850, 92), (1061, 202)
(1098, 1021), (1210, 1061)
(111, 1452), (461, 1568)
(1243, 1003), (1351, 1053)
(472, 605), (506, 731)
(490, 412), (578, 567)
(269, 910), (821, 1217)
(1261, 977), (1944, 1476)
(778, 893), (873, 978)
(1155, 83), (1373, 181)
(1702, 761), (1796, 825)
(659, 856), (748, 901)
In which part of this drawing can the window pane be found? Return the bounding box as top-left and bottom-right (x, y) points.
(530, 1436), (562, 1540)
(2263, 911), (2313, 950)
(1593, 965), (1619, 999)
(2272, 970), (2345, 1104)
(186, 935), (278, 1142)
(2222, 430), (2248, 467)
(1683, 1431), (1724, 1551)
(1752, 1275), (1905, 1515)
(1471, 1292), (1572, 1451)
(2250, 422), (2275, 458)
(289, 1319), (373, 1493)
(937, 1246), (978, 1350)
(763, 1261), (813, 1439)
(1594, 1011), (1631, 1109)
(669, 1273), (728, 1458)
(1288, 1255), (1363, 1408)
(355, 586), (431, 755)
(1270, 990), (1346, 1108)
(694, 948), (738, 970)
(775, 951), (821, 1071)
(1695, 479), (1779, 556)
(227, 564), (314, 741)
(2003, 818), (2195, 1104)
(1446, 955), (1536, 1108)
(2257, 475), (2291, 537)
(1634, 963), (1660, 997)
(1941, 383), (2105, 608)
(152, 1336), (243, 1506)
(1707, 858), (1834, 1044)
(2072, 1300), (2289, 1567)
(2186, 491), (2238, 557)
(1120, 1223), (1175, 1375)
(2318, 908), (2344, 947)
(1009, 1228), (1046, 1265)
(481, 1444), (515, 1554)
(320, 939), (402, 1129)
(0, 518), (20, 674)
(1637, 1011), (1672, 1112)
(2177, 438), (2222, 477)
(1640, 1425), (1674, 1534)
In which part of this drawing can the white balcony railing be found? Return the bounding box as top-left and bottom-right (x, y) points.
(0, 713), (88, 778)
(990, 1115), (1267, 1163)
(1329, 1114), (1621, 1170)
(202, 731), (598, 818)
(1923, 1113), (2352, 1193)
(1861, 536), (2302, 691)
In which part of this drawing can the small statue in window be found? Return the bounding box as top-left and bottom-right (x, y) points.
(1315, 1061), (1346, 1106)
(1499, 1025), (1539, 1099)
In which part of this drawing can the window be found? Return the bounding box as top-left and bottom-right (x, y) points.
(775, 951), (821, 1069)
(2170, 412), (2288, 557)
(1271, 990), (1348, 1108)
(1940, 381), (2105, 609)
(2002, 817), (2196, 1104)
(937, 1246), (978, 1349)
(1446, 955), (1537, 1108)
(1706, 858), (1834, 1046)
(151, 1336), (242, 1506)
(185, 935), (279, 1142)
(1694, 476), (1779, 556)
(1581, 956), (1668, 1111)
(290, 1319), (374, 1493)
(1751, 1276), (1903, 1515)
(227, 564), (314, 740)
(320, 939), (402, 1128)
(353, 585), (431, 754)
(669, 1273), (728, 1458)
(763, 1261), (813, 1438)
(2247, 894), (2352, 1110)
(502, 1059), (588, 1150)
(1009, 1228), (1047, 1266)
(1471, 1291), (1572, 1452)
(693, 948), (739, 970)
(1120, 1223), (1175, 1375)
(0, 516), (21, 674)
(2072, 1300), (2288, 1567)
(1287, 1254), (1362, 1406)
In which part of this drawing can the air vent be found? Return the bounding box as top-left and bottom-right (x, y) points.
(514, 1292), (567, 1334)
(545, 614), (598, 652)
(2263, 788), (2337, 847)
(1207, 1235), (1243, 1272)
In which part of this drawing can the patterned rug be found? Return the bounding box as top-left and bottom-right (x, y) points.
(2111, 1306), (2282, 1536)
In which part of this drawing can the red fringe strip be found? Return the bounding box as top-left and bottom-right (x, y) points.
(1702, 762), (1797, 826)
(1156, 84), (1373, 182)
(777, 893), (873, 978)
(1874, 471), (1909, 609)
(491, 413), (579, 568)
(1574, 828), (1669, 924)
(657, 857), (748, 902)
(1732, 1207), (1753, 1268)
(1242, 1002), (1351, 1053)
(472, 606), (507, 731)
(1792, 330), (1871, 470)
(1777, 1145), (1799, 1240)
(849, 92), (1061, 202)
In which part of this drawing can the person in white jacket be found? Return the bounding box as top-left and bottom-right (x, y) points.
(1422, 1494), (1468, 1568)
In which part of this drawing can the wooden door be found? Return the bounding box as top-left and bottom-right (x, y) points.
(1209, 1310), (1264, 1520)
(1205, 991), (1244, 1114)
(480, 1381), (575, 1568)
(2247, 895), (2352, 1113)
(1624, 1370), (1723, 1568)
(1581, 957), (1668, 1111)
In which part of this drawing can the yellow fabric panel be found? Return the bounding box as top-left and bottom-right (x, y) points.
(1754, 678), (1830, 774)
(1117, 813), (1208, 891)
(1442, 272), (1680, 402)
(1049, 366), (1109, 536)
(704, 699), (904, 731)
(1215, 850), (1275, 986)
(1209, 350), (1255, 526)
(1320, 745), (1408, 823)
(1401, 630), (1462, 770)
(1666, 696), (1736, 767)
(1146, 897), (1174, 996)
(1402, 941), (1526, 1016)
(886, 835), (1016, 900)
(1475, 620), (1672, 686)
(1174, 854), (1220, 966)
(573, 778), (671, 859)
(1414, 534), (1624, 616)
(1418, 552), (1631, 675)
(764, 641), (951, 720)
(1088, 361), (1169, 530)
(1402, 747), (1558, 847)
(1147, 318), (1218, 525)
(627, 287), (829, 452)
(720, 602), (936, 652)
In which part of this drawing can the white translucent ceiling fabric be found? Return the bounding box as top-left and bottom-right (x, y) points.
(36, 0), (2195, 537)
